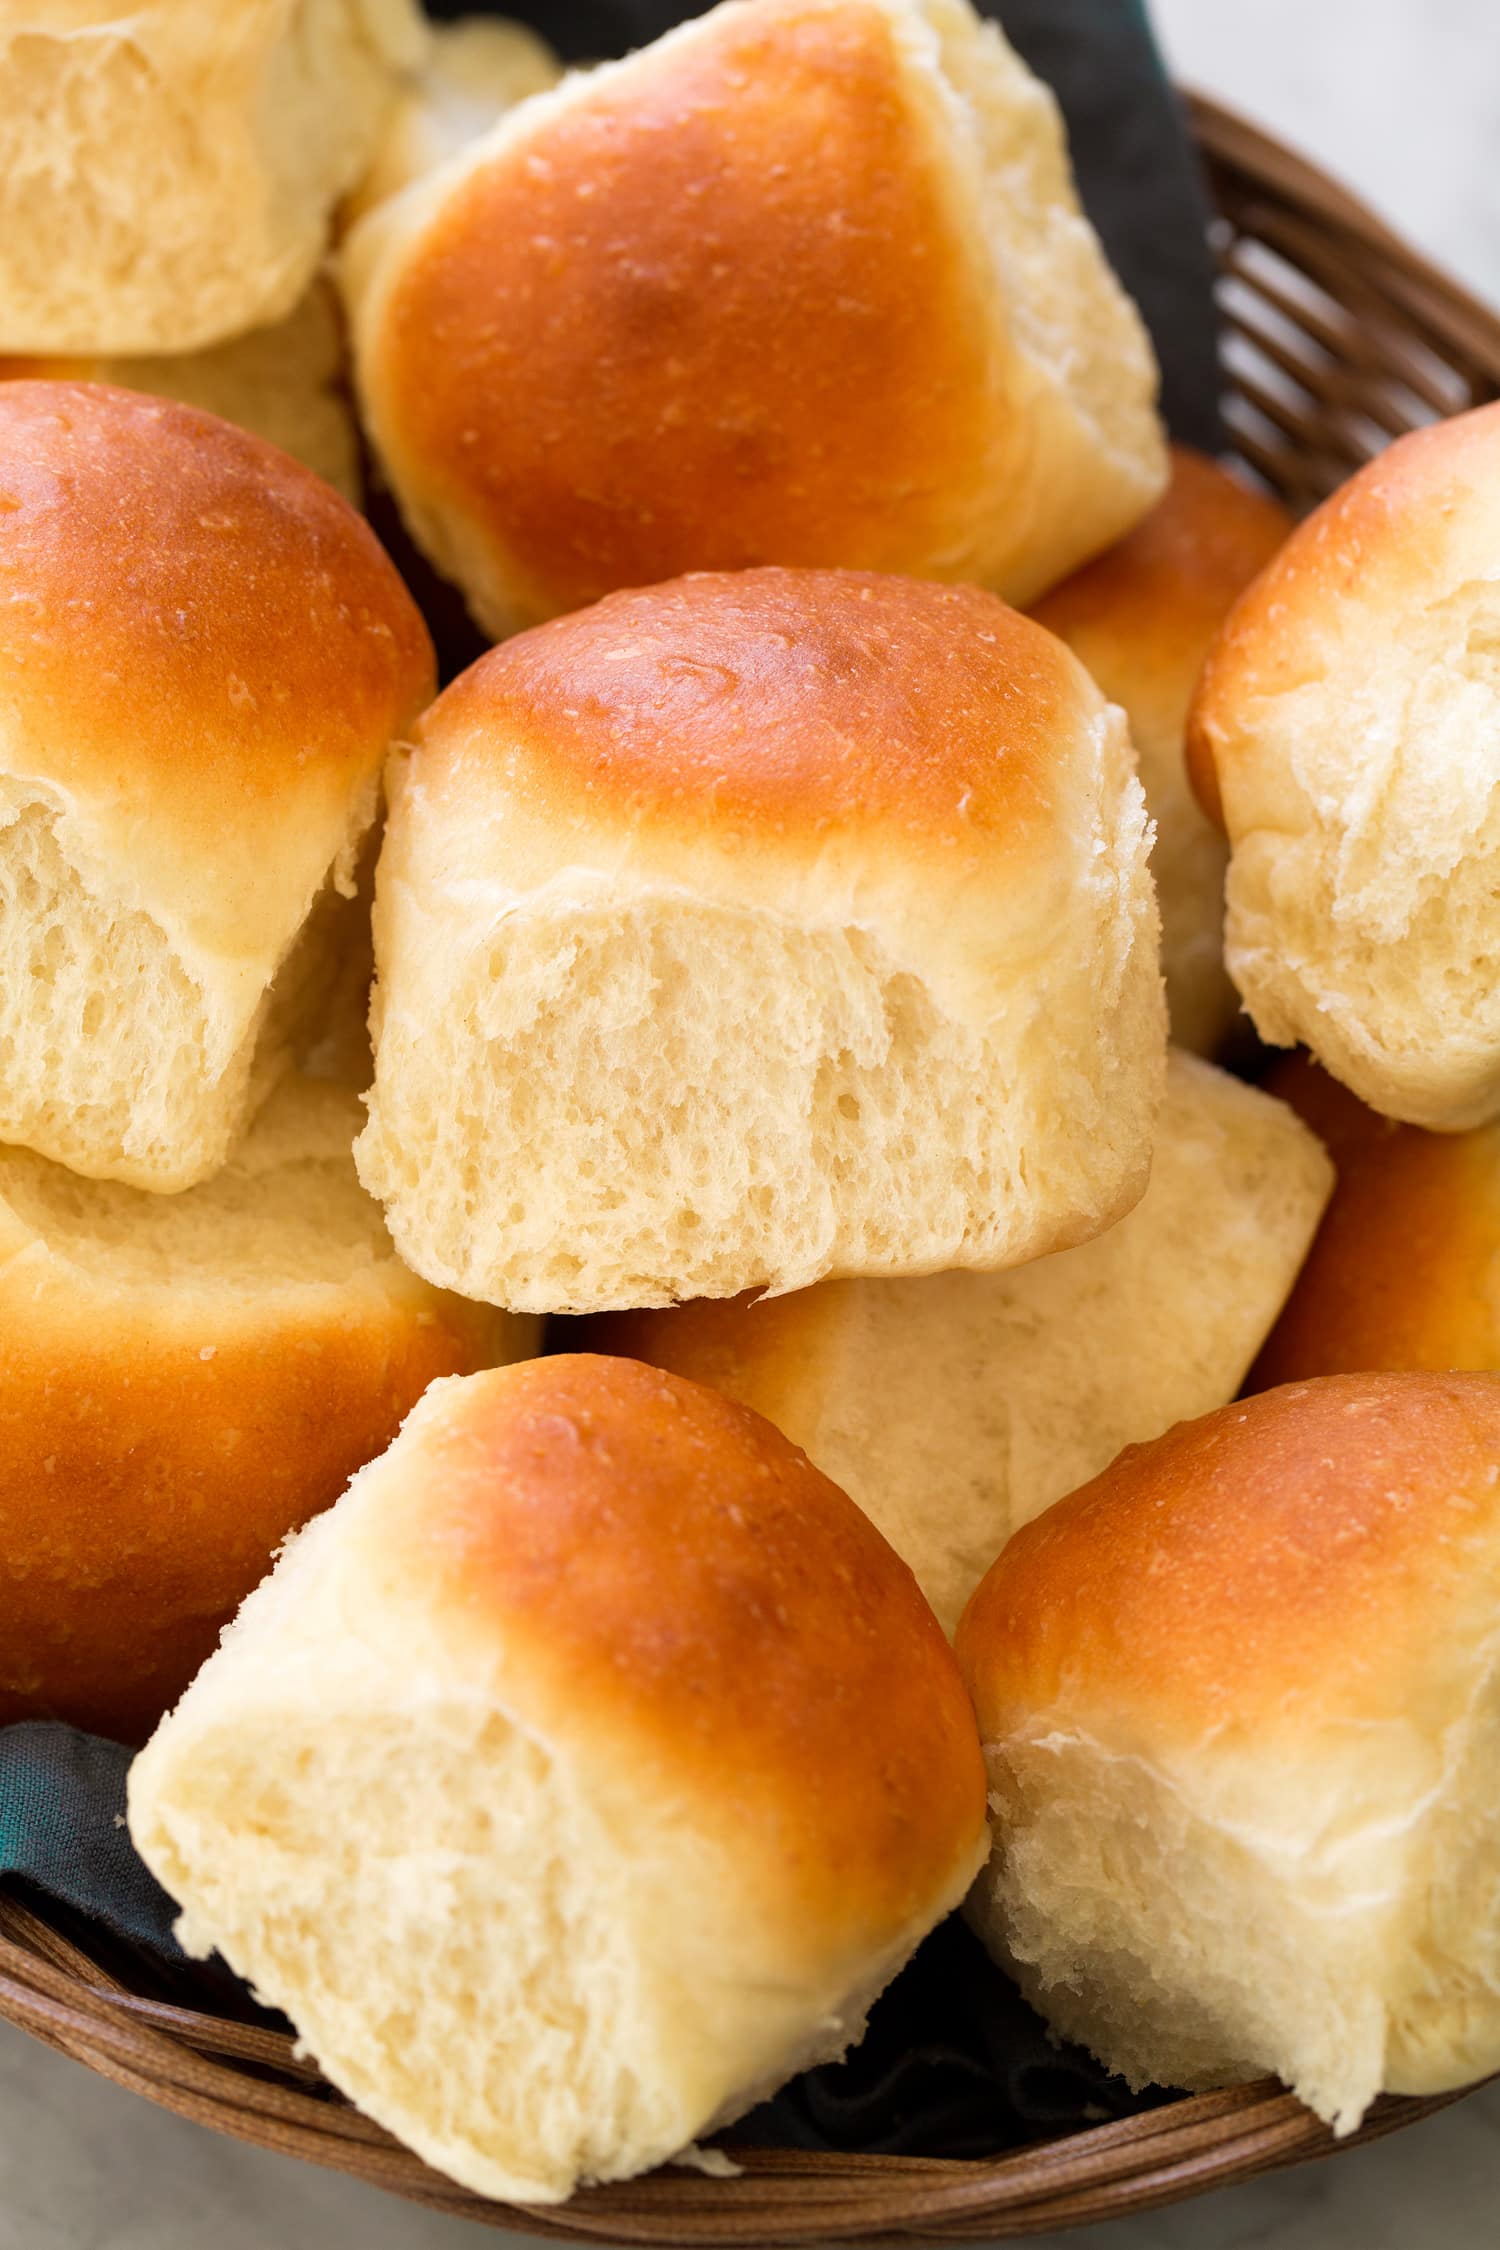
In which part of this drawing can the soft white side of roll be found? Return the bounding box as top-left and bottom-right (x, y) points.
(0, 381), (432, 1191)
(0, 1), (427, 353)
(588, 1050), (1333, 1632)
(1188, 404), (1500, 1128)
(0, 285), (360, 502)
(957, 1373), (1500, 2134)
(129, 1356), (987, 2201)
(356, 570), (1166, 1314)
(1031, 449), (1293, 1057)
(343, 17), (564, 226)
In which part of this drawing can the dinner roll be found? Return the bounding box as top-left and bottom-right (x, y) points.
(957, 1372), (1500, 2134)
(0, 1076), (533, 1746)
(129, 1355), (987, 2202)
(585, 1050), (1332, 1634)
(0, 0), (426, 353)
(343, 17), (563, 227)
(342, 0), (1166, 638)
(1251, 1054), (1500, 1385)
(1187, 405), (1500, 1128)
(0, 284), (359, 502)
(1032, 449), (1292, 1056)
(0, 382), (432, 1192)
(357, 569), (1165, 1315)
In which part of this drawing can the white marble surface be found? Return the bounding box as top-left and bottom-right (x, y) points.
(6, 4), (1499, 2246)
(1155, 0), (1500, 304)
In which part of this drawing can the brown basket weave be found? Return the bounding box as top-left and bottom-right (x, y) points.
(1192, 91), (1500, 504)
(5, 93), (1500, 2244)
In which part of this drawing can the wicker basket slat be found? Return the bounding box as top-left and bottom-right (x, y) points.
(0, 1879), (1477, 2245)
(1220, 294), (1417, 447)
(1221, 247), (1469, 427)
(1190, 91), (1500, 518)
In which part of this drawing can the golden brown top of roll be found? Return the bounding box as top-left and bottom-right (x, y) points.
(360, 563), (1162, 1311)
(422, 568), (1079, 858)
(1251, 1056), (1500, 1384)
(368, 1354), (987, 1954)
(129, 1345), (987, 2202)
(399, 568), (1137, 1038)
(0, 382), (432, 960)
(0, 1076), (523, 1742)
(1033, 447), (1292, 767)
(958, 1372), (1500, 1746)
(343, 0), (1165, 635)
(370, 0), (990, 622)
(1186, 403), (1500, 832)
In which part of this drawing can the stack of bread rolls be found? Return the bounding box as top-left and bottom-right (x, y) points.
(0, 0), (1494, 2210)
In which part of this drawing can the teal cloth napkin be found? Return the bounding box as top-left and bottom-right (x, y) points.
(0, 1724), (179, 1957)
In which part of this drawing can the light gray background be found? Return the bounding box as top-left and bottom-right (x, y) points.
(7, 4), (1498, 2245)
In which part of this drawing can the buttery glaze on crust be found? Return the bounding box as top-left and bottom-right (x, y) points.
(363, 0), (998, 625)
(0, 1285), (497, 1745)
(417, 569), (1074, 858)
(1186, 403), (1500, 831)
(1252, 1056), (1500, 1383)
(370, 1355), (988, 1959)
(1031, 448), (1291, 1054)
(957, 1372), (1500, 1744)
(0, 381), (432, 957)
(0, 1076), (515, 1742)
(347, 0), (1166, 635)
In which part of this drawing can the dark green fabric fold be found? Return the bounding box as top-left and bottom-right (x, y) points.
(0, 1723), (180, 1956)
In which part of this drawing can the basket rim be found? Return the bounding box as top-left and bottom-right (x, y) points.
(5, 85), (1500, 2247)
(1185, 86), (1500, 385)
(0, 1895), (1483, 2244)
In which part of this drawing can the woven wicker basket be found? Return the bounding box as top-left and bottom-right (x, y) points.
(4, 92), (1500, 2244)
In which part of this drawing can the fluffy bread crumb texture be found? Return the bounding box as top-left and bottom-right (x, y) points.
(129, 1356), (987, 2202)
(0, 381), (432, 1191)
(958, 1373), (1500, 2136)
(1188, 404), (1500, 1129)
(0, 0), (427, 353)
(356, 568), (1166, 1313)
(584, 1048), (1333, 1635)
